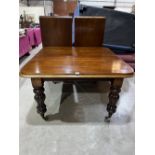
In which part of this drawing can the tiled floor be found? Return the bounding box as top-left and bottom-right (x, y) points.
(19, 45), (135, 155)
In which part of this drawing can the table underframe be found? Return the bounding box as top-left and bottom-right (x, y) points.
(31, 77), (124, 122)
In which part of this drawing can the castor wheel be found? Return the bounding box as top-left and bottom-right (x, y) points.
(40, 114), (48, 121)
(104, 116), (111, 123)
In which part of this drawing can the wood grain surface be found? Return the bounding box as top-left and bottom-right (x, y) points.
(20, 47), (134, 78)
(75, 17), (106, 46)
(40, 16), (72, 47)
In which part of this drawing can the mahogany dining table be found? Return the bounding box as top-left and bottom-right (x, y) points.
(20, 46), (134, 122)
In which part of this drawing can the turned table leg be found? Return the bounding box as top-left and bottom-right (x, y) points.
(105, 78), (124, 122)
(31, 78), (47, 120)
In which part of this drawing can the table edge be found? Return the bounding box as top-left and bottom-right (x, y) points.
(20, 72), (134, 79)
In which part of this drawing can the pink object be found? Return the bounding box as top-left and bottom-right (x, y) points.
(117, 53), (135, 70)
(19, 35), (31, 58)
(34, 28), (42, 46)
(26, 28), (35, 46)
(19, 28), (42, 58)
(117, 54), (135, 62)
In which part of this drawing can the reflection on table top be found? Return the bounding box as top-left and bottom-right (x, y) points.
(20, 47), (134, 78)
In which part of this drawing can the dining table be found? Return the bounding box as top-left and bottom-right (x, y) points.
(20, 46), (134, 122)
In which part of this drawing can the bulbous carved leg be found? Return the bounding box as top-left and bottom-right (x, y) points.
(105, 78), (123, 122)
(31, 78), (47, 120)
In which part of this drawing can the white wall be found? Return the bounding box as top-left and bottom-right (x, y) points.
(19, 7), (45, 23)
(19, 1), (53, 15)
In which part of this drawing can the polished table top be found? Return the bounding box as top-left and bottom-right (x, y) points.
(20, 47), (134, 78)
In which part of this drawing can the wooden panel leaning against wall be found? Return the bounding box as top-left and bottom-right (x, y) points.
(75, 16), (106, 47)
(39, 16), (73, 47)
